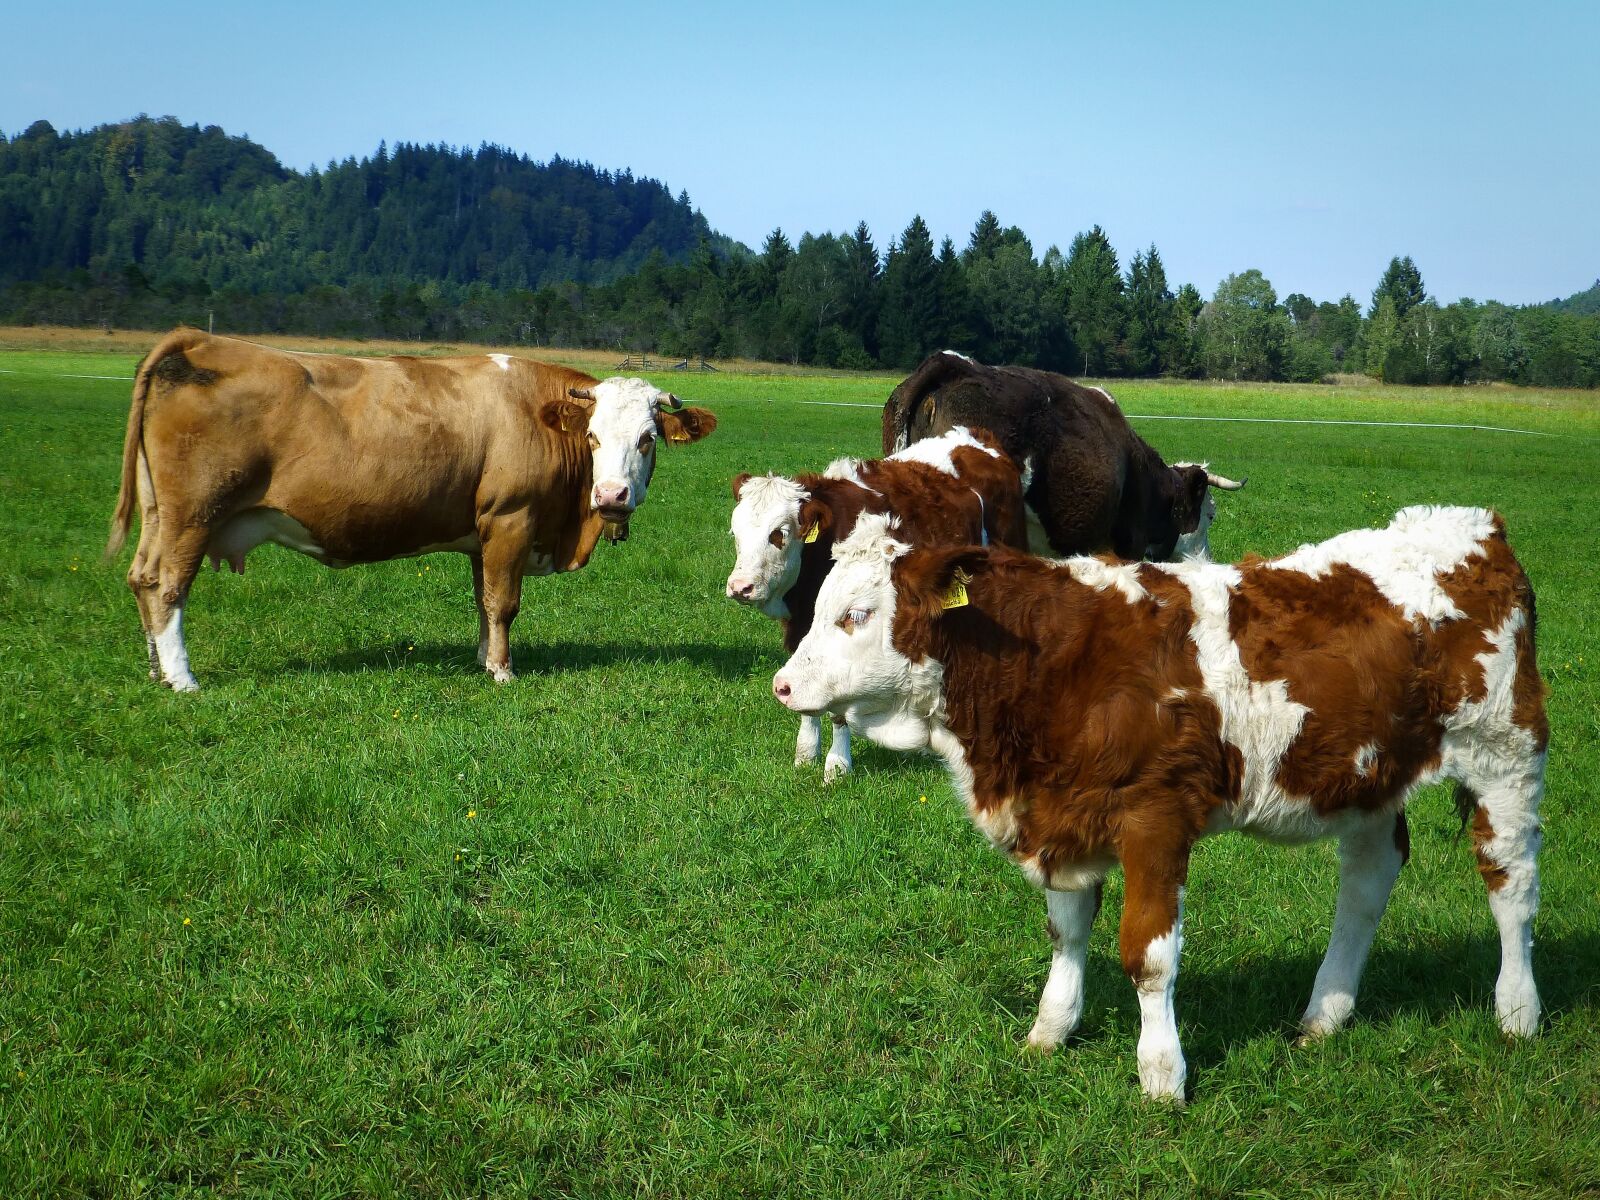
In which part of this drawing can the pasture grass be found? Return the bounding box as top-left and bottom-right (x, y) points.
(1, 344), (1597, 1197)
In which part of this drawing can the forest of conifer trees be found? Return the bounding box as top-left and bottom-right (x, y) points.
(4, 116), (1598, 386)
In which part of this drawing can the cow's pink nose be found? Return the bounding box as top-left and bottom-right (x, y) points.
(773, 676), (792, 703)
(728, 577), (756, 601)
(594, 482), (631, 510)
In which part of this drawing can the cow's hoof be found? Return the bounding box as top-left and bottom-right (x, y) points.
(487, 664), (515, 684)
(164, 675), (200, 694)
(822, 757), (850, 784)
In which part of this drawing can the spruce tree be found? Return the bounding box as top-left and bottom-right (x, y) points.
(1062, 225), (1125, 375)
(876, 215), (941, 369)
(1372, 255), (1425, 319)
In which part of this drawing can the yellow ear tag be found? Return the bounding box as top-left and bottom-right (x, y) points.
(802, 522), (819, 544)
(941, 568), (973, 610)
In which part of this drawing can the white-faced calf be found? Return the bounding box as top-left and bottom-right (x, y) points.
(773, 507), (1547, 1101)
(727, 427), (1027, 781)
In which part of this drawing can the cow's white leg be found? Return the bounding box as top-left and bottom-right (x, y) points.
(1300, 812), (1407, 1040)
(822, 715), (852, 783)
(794, 714), (822, 766)
(1469, 776), (1544, 1037)
(1121, 847), (1188, 1103)
(1027, 885), (1099, 1050)
(151, 603), (198, 693)
(145, 525), (208, 693)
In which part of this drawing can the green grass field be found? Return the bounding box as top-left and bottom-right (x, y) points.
(2, 345), (1597, 1198)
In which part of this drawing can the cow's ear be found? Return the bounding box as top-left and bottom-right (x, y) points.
(658, 406), (717, 444)
(796, 497), (833, 545)
(896, 546), (990, 628)
(541, 399), (590, 436)
(732, 472), (752, 500)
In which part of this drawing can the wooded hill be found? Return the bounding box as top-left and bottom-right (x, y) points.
(0, 116), (725, 292)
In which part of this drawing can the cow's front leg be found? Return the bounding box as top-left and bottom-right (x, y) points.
(822, 714), (853, 783)
(794, 714), (822, 766)
(1120, 843), (1190, 1103)
(1027, 884), (1101, 1050)
(477, 526), (530, 683)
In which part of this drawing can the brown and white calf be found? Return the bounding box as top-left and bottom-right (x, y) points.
(772, 507), (1547, 1100)
(106, 329), (716, 689)
(727, 427), (1027, 781)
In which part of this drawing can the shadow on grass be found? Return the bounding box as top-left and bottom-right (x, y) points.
(270, 637), (765, 681)
(991, 929), (1600, 1077)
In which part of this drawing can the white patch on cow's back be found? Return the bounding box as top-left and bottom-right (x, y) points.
(822, 457), (877, 491)
(942, 349), (975, 364)
(1065, 556), (1148, 604)
(1266, 505), (1496, 625)
(887, 425), (998, 476)
(487, 353), (511, 371)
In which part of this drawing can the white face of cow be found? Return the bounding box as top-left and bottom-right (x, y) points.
(726, 475), (807, 616)
(771, 514), (941, 750)
(586, 376), (670, 523)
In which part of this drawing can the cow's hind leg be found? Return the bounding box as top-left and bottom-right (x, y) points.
(125, 450), (163, 680)
(822, 714), (852, 783)
(1465, 774), (1544, 1037)
(1028, 884), (1101, 1050)
(1299, 811), (1408, 1041)
(144, 525), (210, 692)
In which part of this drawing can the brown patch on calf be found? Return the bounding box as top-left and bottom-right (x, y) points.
(1471, 806), (1510, 892)
(1225, 563), (1448, 812)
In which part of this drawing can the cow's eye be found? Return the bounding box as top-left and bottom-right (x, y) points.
(638, 432), (656, 451)
(768, 529), (786, 548)
(586, 433), (600, 452)
(839, 607), (871, 633)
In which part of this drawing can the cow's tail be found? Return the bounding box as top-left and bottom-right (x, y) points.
(106, 329), (193, 559)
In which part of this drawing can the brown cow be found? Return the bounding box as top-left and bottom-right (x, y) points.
(726, 426), (1027, 781)
(773, 506), (1547, 1101)
(106, 329), (716, 690)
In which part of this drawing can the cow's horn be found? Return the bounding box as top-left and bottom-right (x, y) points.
(568, 386), (594, 401)
(659, 391), (683, 410)
(1206, 471), (1247, 491)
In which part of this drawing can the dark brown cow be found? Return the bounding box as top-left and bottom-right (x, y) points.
(881, 350), (1244, 561)
(773, 506), (1547, 1100)
(726, 427), (1026, 780)
(106, 329), (715, 690)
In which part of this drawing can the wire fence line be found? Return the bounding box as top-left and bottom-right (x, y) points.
(0, 367), (1560, 437)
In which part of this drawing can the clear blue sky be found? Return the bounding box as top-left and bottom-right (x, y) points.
(6, 0), (1596, 305)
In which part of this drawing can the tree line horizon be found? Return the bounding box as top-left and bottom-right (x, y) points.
(3, 116), (1598, 387)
